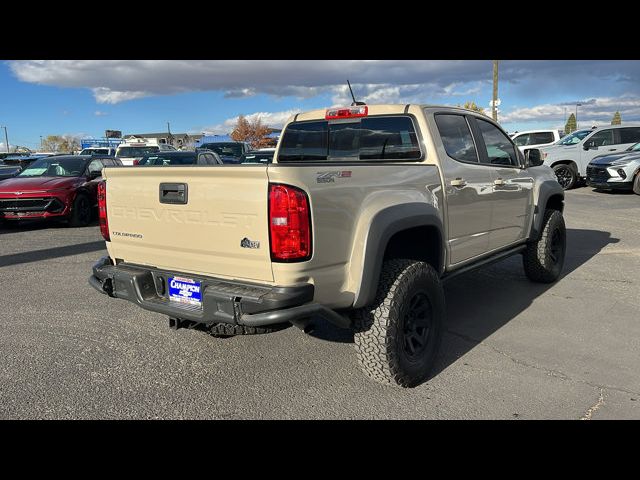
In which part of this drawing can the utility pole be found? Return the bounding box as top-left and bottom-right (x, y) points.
(40, 135), (43, 151)
(492, 60), (499, 122)
(167, 121), (173, 146)
(2, 126), (9, 153)
(575, 103), (582, 129)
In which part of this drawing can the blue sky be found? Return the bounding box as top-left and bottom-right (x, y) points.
(2, 60), (640, 150)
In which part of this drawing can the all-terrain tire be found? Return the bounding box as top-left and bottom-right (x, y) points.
(208, 323), (289, 337)
(68, 193), (92, 227)
(553, 163), (577, 190)
(353, 259), (445, 388)
(523, 209), (566, 283)
(633, 172), (640, 195)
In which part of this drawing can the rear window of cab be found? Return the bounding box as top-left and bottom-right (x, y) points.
(278, 116), (422, 162)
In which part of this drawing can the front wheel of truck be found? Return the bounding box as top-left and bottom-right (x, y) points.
(353, 259), (445, 388)
(523, 209), (566, 283)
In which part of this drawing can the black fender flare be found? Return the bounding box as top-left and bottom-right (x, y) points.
(530, 180), (564, 241)
(353, 202), (444, 309)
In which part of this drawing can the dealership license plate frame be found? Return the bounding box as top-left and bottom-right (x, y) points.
(168, 276), (203, 310)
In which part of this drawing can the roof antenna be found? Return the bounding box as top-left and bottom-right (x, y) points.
(347, 80), (366, 106)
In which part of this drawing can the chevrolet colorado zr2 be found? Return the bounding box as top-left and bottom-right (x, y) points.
(89, 104), (566, 388)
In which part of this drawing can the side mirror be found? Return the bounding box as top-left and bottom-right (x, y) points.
(524, 148), (544, 167)
(88, 170), (102, 179)
(583, 141), (596, 150)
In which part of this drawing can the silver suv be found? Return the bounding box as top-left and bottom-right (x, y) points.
(541, 124), (640, 189)
(586, 142), (640, 194)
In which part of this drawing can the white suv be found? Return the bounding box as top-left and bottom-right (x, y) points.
(540, 125), (640, 189)
(511, 129), (562, 153)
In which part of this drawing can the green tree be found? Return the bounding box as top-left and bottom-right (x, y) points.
(459, 101), (487, 115)
(565, 113), (577, 134)
(611, 111), (622, 125)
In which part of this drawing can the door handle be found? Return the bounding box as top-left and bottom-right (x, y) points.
(494, 178), (506, 186)
(159, 183), (188, 204)
(608, 148), (617, 151)
(451, 178), (467, 187)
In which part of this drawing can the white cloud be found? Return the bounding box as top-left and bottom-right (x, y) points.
(500, 95), (640, 126)
(8, 60), (496, 104)
(200, 109), (302, 135)
(94, 110), (109, 116)
(11, 60), (640, 109)
(92, 88), (149, 104)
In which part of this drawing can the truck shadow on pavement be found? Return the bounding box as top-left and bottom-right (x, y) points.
(308, 229), (620, 380)
(0, 218), (99, 235)
(0, 240), (106, 268)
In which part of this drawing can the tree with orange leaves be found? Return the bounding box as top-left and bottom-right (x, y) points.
(230, 115), (272, 149)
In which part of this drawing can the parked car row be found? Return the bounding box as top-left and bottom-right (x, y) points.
(540, 124), (640, 193)
(517, 124), (640, 195)
(0, 145), (277, 228)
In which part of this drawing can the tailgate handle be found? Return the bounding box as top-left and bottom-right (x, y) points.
(159, 183), (188, 204)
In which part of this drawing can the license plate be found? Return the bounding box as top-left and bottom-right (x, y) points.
(168, 276), (202, 309)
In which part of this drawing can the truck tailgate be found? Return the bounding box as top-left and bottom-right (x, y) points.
(103, 166), (273, 283)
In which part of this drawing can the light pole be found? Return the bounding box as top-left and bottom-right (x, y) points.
(1, 126), (9, 153)
(40, 136), (43, 151)
(492, 60), (499, 122)
(575, 103), (582, 130)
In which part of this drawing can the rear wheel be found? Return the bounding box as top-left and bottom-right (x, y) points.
(353, 259), (445, 388)
(523, 209), (566, 283)
(553, 164), (577, 190)
(633, 172), (640, 195)
(68, 193), (92, 227)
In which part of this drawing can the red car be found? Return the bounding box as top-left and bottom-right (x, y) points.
(0, 155), (121, 227)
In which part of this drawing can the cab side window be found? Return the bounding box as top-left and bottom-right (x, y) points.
(618, 127), (640, 145)
(476, 119), (519, 167)
(588, 130), (614, 147)
(513, 133), (530, 146)
(434, 114), (479, 163)
(531, 132), (555, 144)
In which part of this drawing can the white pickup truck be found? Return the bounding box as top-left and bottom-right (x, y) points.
(511, 129), (562, 154)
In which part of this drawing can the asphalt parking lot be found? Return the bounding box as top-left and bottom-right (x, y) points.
(0, 187), (638, 419)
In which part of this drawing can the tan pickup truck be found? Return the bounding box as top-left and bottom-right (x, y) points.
(89, 104), (566, 388)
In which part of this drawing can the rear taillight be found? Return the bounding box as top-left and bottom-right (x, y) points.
(133, 159), (140, 165)
(325, 105), (368, 120)
(97, 180), (109, 241)
(268, 183), (311, 262)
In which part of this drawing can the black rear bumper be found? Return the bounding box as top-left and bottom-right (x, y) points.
(89, 257), (349, 329)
